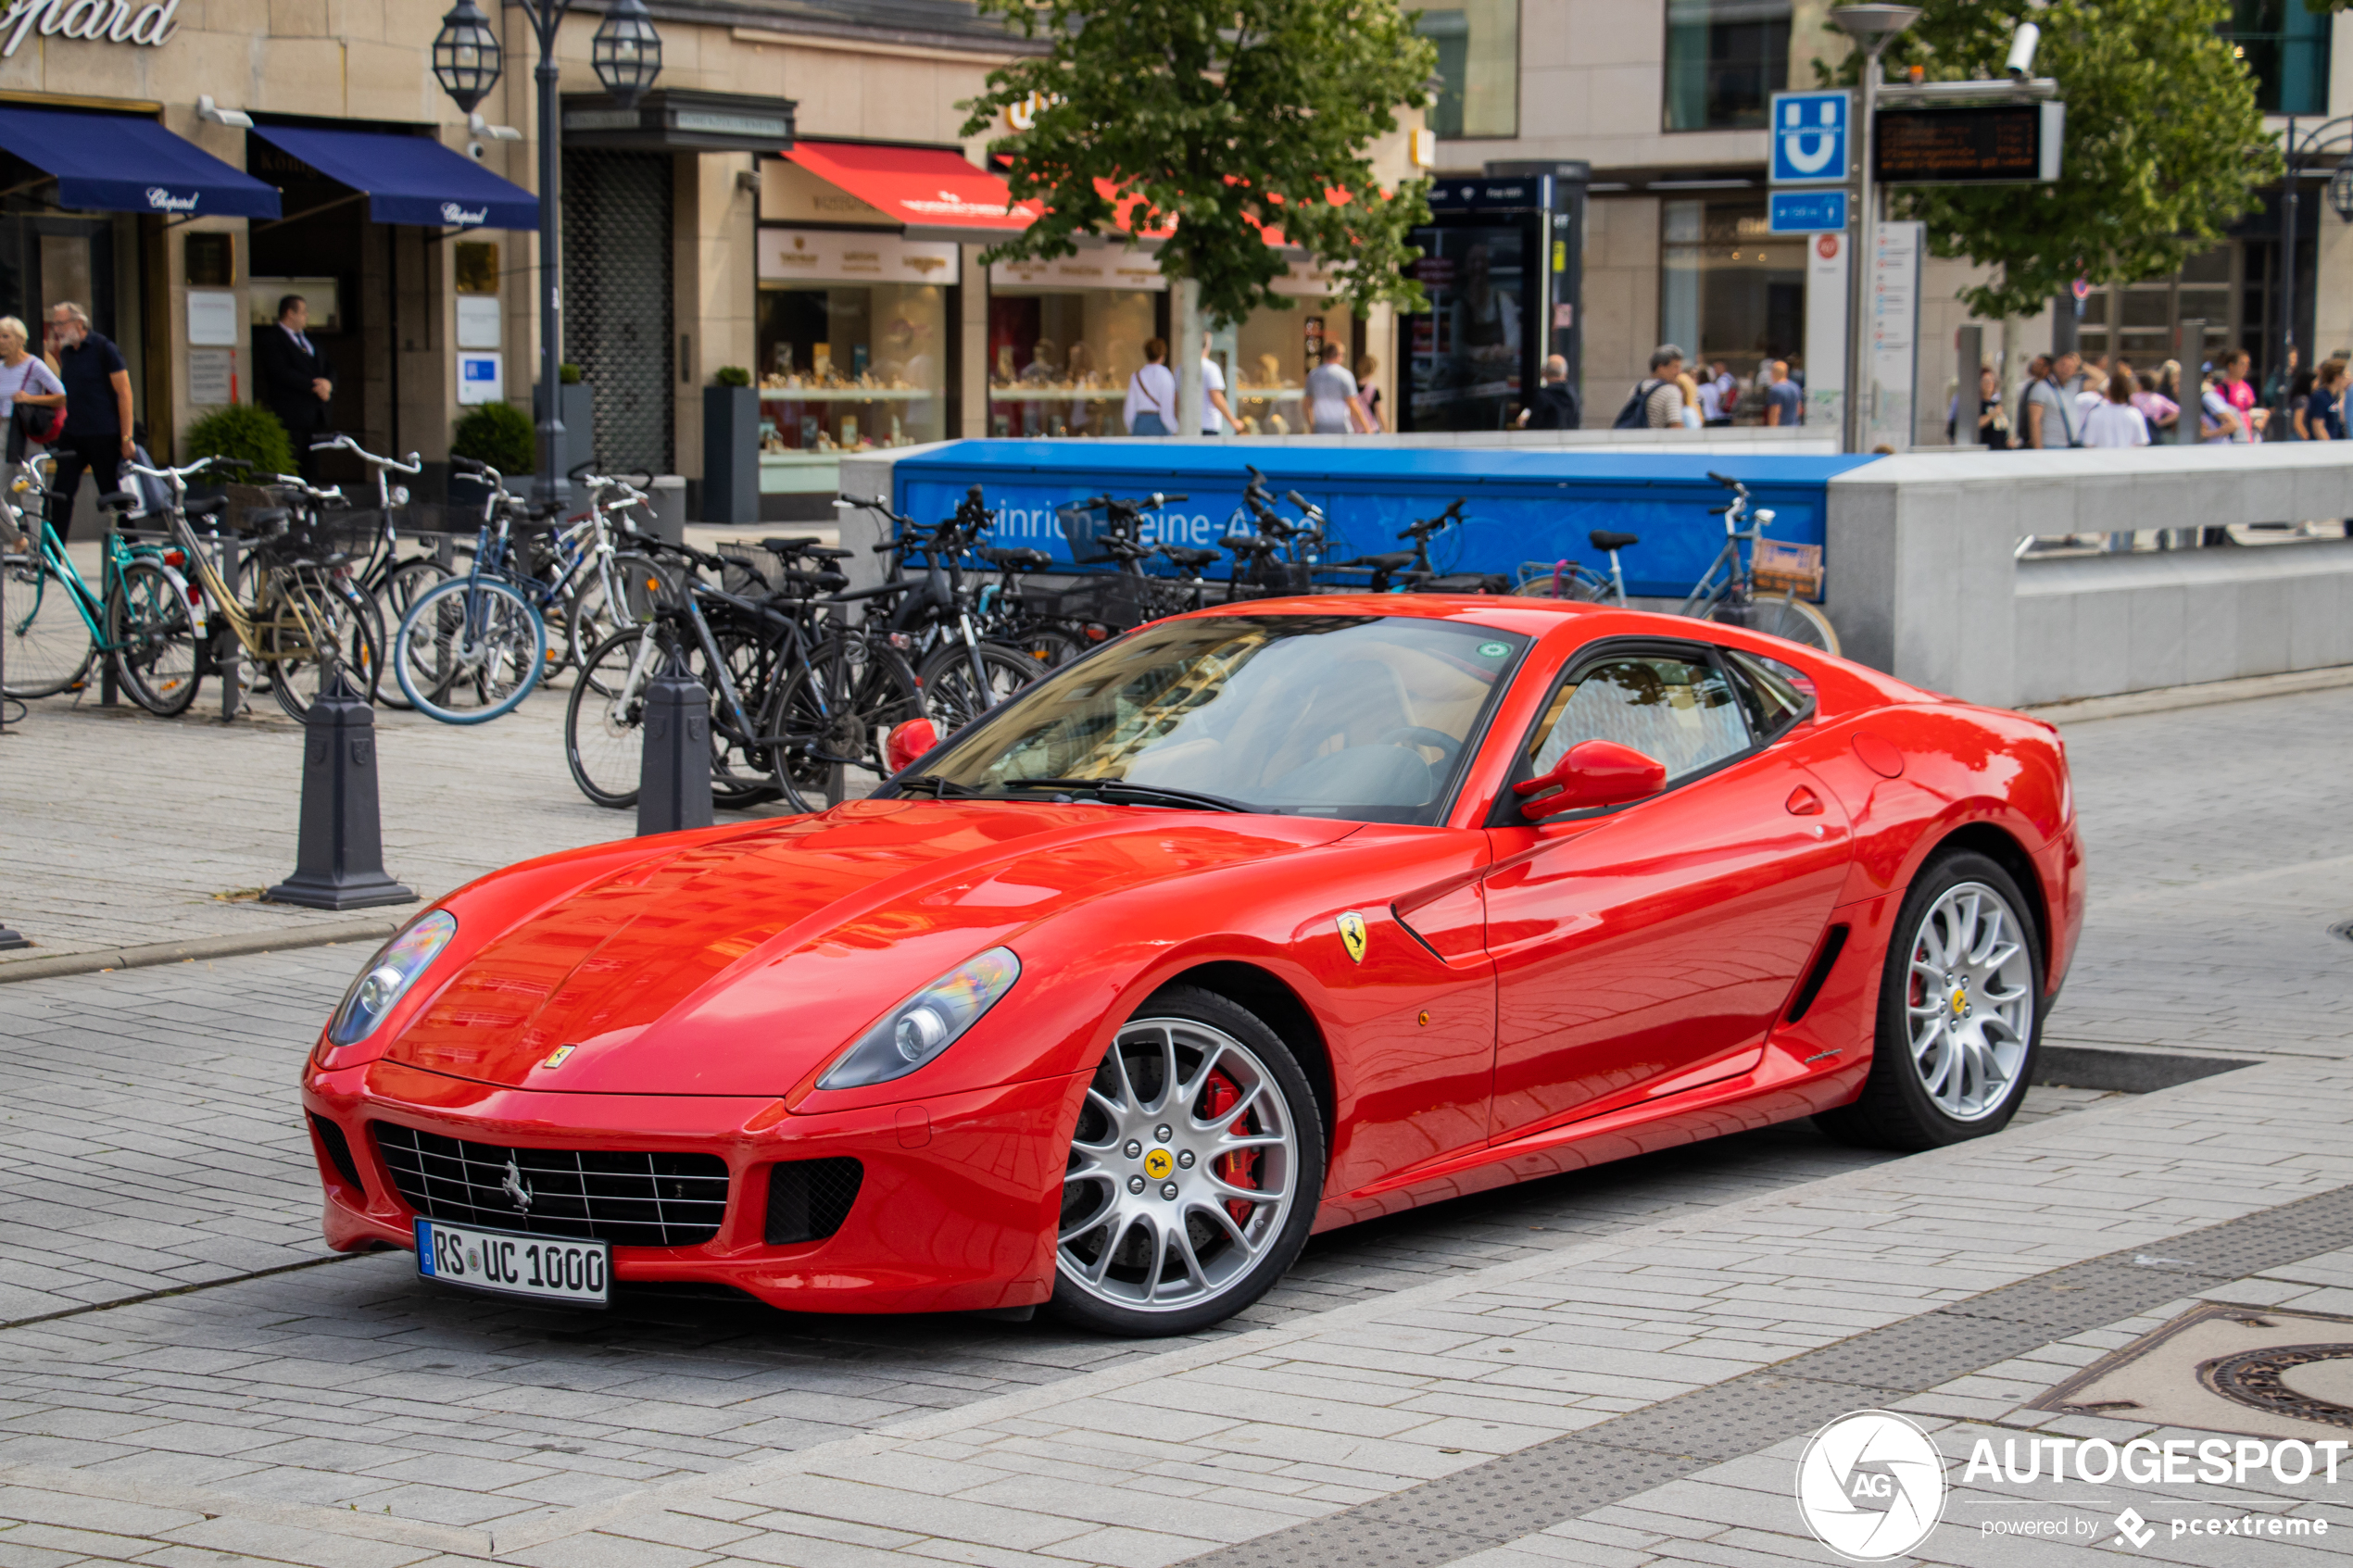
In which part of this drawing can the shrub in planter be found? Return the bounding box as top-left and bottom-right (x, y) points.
(559, 361), (584, 385)
(183, 403), (293, 482)
(451, 401), (536, 476)
(712, 365), (751, 388)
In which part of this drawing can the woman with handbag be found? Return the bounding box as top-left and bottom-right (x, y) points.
(0, 315), (64, 544)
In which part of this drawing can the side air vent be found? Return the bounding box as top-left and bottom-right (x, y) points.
(763, 1158), (864, 1246)
(308, 1113), (365, 1194)
(1785, 924), (1851, 1023)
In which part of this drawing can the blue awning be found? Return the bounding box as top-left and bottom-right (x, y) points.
(250, 125), (538, 231)
(0, 107), (279, 220)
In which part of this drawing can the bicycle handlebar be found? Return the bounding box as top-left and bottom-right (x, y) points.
(309, 434), (422, 475)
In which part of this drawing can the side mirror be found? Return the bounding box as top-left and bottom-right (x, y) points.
(886, 718), (940, 776)
(1514, 739), (1667, 820)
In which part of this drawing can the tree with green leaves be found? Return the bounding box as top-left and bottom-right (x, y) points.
(957, 0), (1437, 337)
(1842, 0), (2279, 320)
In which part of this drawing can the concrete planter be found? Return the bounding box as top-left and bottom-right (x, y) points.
(702, 383), (759, 525)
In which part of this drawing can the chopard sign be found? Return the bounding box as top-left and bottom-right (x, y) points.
(2, 0), (181, 56)
(440, 202), (489, 225)
(144, 187), (196, 211)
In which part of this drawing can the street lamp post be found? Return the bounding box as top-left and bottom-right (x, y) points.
(1830, 5), (1920, 455)
(434, 0), (661, 508)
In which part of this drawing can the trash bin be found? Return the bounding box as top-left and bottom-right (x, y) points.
(647, 474), (687, 546)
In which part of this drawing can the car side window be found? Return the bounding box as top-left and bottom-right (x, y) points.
(1526, 652), (1751, 783)
(1723, 649), (1812, 743)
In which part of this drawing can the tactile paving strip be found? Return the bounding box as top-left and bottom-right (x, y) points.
(1176, 1179), (2353, 1567)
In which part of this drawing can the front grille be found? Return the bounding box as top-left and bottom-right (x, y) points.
(372, 1123), (728, 1248)
(763, 1158), (863, 1246)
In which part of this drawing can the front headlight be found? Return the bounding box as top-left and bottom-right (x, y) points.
(326, 910), (458, 1046)
(819, 947), (1020, 1090)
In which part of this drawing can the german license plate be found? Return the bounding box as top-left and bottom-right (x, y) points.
(414, 1219), (609, 1306)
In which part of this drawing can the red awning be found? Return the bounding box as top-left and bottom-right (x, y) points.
(784, 142), (1037, 238)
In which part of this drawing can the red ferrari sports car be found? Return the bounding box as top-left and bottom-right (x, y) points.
(302, 596), (2082, 1336)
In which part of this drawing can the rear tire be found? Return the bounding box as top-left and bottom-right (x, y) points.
(1817, 850), (2043, 1151)
(393, 576), (545, 724)
(1047, 985), (1325, 1337)
(111, 559), (201, 716)
(566, 627), (656, 809)
(2, 554), (96, 698)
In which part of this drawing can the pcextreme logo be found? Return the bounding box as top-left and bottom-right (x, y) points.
(1796, 1411), (1946, 1561)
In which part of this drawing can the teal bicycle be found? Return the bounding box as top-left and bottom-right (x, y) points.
(1, 456), (205, 714)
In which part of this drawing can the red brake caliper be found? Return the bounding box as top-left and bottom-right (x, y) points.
(1202, 1071), (1259, 1226)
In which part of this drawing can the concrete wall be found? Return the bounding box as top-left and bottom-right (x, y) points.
(1827, 446), (2353, 709)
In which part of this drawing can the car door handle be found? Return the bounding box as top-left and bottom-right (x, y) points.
(1786, 785), (1824, 816)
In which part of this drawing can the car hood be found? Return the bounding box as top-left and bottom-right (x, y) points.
(384, 799), (1358, 1097)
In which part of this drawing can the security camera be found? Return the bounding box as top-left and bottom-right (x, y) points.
(469, 141), (486, 160)
(2005, 19), (2040, 78)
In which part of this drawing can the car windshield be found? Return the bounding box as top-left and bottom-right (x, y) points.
(909, 614), (1529, 824)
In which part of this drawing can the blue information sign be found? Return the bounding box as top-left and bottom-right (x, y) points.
(1768, 189), (1849, 233)
(1770, 90), (1851, 185)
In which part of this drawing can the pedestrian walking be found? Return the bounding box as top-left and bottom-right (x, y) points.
(1355, 355), (1386, 433)
(1122, 337), (1177, 436)
(2216, 350), (2266, 441)
(1946, 363), (2007, 446)
(1697, 359), (1736, 426)
(2304, 359), (2347, 441)
(0, 314), (65, 458)
(1614, 345), (1689, 430)
(1195, 335), (1239, 437)
(2082, 364), (2150, 447)
(43, 302), (132, 533)
(2022, 350), (2082, 448)
(257, 294), (333, 478)
(1516, 354), (1580, 430)
(2133, 368), (2179, 436)
(2197, 370), (2244, 444)
(1762, 359), (1802, 427)
(1303, 342), (1369, 434)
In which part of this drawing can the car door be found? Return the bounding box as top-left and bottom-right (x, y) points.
(1480, 639), (1853, 1141)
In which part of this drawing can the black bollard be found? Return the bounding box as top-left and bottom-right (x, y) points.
(635, 656), (715, 836)
(264, 670), (417, 909)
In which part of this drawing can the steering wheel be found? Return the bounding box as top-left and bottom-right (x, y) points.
(1381, 725), (1461, 768)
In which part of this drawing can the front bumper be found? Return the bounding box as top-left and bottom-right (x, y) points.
(302, 1057), (1088, 1314)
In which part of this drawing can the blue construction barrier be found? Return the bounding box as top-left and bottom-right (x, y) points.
(891, 442), (1879, 600)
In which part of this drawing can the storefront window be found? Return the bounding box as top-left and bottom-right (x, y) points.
(2078, 245), (2233, 369)
(988, 287), (1156, 437)
(1407, 0), (1518, 140)
(2221, 1), (2331, 116)
(755, 230), (953, 500)
(1666, 0), (1793, 132)
(1230, 296), (1358, 434)
(1405, 224), (1528, 430)
(1659, 199), (1804, 379)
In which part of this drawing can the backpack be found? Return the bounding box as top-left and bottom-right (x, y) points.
(1612, 379), (1661, 430)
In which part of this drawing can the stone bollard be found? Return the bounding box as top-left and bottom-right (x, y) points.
(635, 657), (715, 836)
(264, 671), (418, 909)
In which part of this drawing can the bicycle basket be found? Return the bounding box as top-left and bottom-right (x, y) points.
(1058, 503), (1118, 565)
(1749, 539), (1823, 597)
(716, 541), (780, 597)
(1023, 572), (1155, 631)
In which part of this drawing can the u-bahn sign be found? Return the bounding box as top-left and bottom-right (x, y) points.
(1875, 102), (2066, 184)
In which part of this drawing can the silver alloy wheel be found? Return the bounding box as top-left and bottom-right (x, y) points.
(1058, 1018), (1299, 1314)
(1904, 880), (2034, 1121)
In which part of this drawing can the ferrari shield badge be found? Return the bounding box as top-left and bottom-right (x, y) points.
(537, 1045), (575, 1071)
(1337, 911), (1368, 964)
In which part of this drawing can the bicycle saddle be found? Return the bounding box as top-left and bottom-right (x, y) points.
(980, 546), (1051, 571)
(1221, 533), (1279, 556)
(96, 492), (138, 514)
(1160, 546), (1222, 570)
(1589, 530), (1640, 552)
(1345, 551), (1417, 572)
(185, 495), (228, 521)
(1423, 571), (1511, 596)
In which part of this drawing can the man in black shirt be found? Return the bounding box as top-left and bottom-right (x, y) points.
(44, 302), (132, 535)
(1518, 354), (1580, 431)
(256, 294), (333, 479)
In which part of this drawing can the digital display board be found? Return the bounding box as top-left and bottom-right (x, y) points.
(1875, 104), (2062, 184)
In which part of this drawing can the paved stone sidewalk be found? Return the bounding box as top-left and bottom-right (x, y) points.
(0, 1051), (2342, 1566)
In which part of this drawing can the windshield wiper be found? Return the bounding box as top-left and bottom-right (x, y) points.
(995, 777), (1250, 813)
(894, 775), (979, 797)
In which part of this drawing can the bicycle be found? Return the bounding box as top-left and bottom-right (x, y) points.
(1513, 471), (1841, 654)
(389, 458), (549, 723)
(0, 455), (206, 713)
(120, 455), (384, 720)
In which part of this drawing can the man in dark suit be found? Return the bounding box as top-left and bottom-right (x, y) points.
(1516, 354), (1580, 432)
(256, 294), (333, 478)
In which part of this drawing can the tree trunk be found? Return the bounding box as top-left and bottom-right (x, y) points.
(1176, 278), (1204, 438)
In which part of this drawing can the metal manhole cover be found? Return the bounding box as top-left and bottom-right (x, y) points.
(2203, 1344), (2353, 1429)
(2034, 1301), (2353, 1439)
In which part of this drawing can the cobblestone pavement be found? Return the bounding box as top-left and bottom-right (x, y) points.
(0, 681), (2346, 1562)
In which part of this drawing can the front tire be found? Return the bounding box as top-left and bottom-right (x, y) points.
(1817, 850), (2043, 1151)
(1049, 986), (1324, 1336)
(111, 558), (202, 716)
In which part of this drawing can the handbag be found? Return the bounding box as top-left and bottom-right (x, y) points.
(13, 400), (63, 446)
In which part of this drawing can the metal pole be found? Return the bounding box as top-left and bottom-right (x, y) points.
(1843, 45), (1885, 454)
(2280, 118), (2299, 408)
(1955, 323), (1982, 448)
(2176, 318), (2208, 445)
(533, 7), (569, 510)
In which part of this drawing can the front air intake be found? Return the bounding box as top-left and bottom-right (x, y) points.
(763, 1158), (863, 1246)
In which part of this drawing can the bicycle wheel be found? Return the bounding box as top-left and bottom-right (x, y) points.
(704, 622), (786, 809)
(919, 641), (1049, 733)
(764, 633), (922, 812)
(110, 558), (202, 716)
(269, 575), (384, 721)
(2, 553), (97, 698)
(568, 552), (673, 679)
(393, 576), (546, 724)
(566, 626), (660, 808)
(1705, 593), (1840, 657)
(1512, 564), (1613, 602)
(371, 558), (453, 711)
